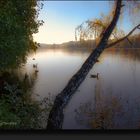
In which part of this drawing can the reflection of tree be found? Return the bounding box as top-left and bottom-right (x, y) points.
(75, 82), (123, 129)
(105, 48), (140, 62)
(0, 69), (37, 91)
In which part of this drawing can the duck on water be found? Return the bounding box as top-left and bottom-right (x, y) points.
(90, 73), (99, 79)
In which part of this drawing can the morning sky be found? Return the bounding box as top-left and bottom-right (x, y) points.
(33, 1), (133, 44)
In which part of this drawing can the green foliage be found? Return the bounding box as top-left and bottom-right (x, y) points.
(0, 0), (43, 71)
(0, 72), (53, 129)
(0, 100), (20, 129)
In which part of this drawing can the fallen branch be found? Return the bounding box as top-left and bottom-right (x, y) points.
(106, 24), (140, 48)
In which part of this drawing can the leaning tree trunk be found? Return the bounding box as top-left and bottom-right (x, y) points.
(47, 0), (122, 129)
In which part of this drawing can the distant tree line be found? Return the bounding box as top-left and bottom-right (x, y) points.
(50, 33), (140, 50)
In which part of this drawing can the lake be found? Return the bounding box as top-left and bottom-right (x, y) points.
(22, 46), (140, 129)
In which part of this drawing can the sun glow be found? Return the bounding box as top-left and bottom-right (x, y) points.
(33, 21), (75, 44)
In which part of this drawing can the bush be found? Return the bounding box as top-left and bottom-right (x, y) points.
(0, 72), (52, 129)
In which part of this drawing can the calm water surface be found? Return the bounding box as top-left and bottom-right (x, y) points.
(23, 47), (140, 129)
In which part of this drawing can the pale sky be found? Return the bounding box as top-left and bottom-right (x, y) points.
(33, 1), (132, 44)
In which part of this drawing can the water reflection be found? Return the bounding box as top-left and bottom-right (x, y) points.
(74, 79), (140, 129)
(23, 46), (140, 129)
(74, 81), (124, 129)
(24, 47), (89, 100)
(62, 48), (140, 129)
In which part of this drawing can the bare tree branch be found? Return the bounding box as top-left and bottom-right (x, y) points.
(106, 23), (140, 48)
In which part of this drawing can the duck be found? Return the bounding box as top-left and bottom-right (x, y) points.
(33, 64), (37, 68)
(90, 73), (99, 79)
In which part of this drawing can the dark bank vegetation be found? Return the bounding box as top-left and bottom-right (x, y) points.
(0, 71), (53, 129)
(0, 0), (51, 129)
